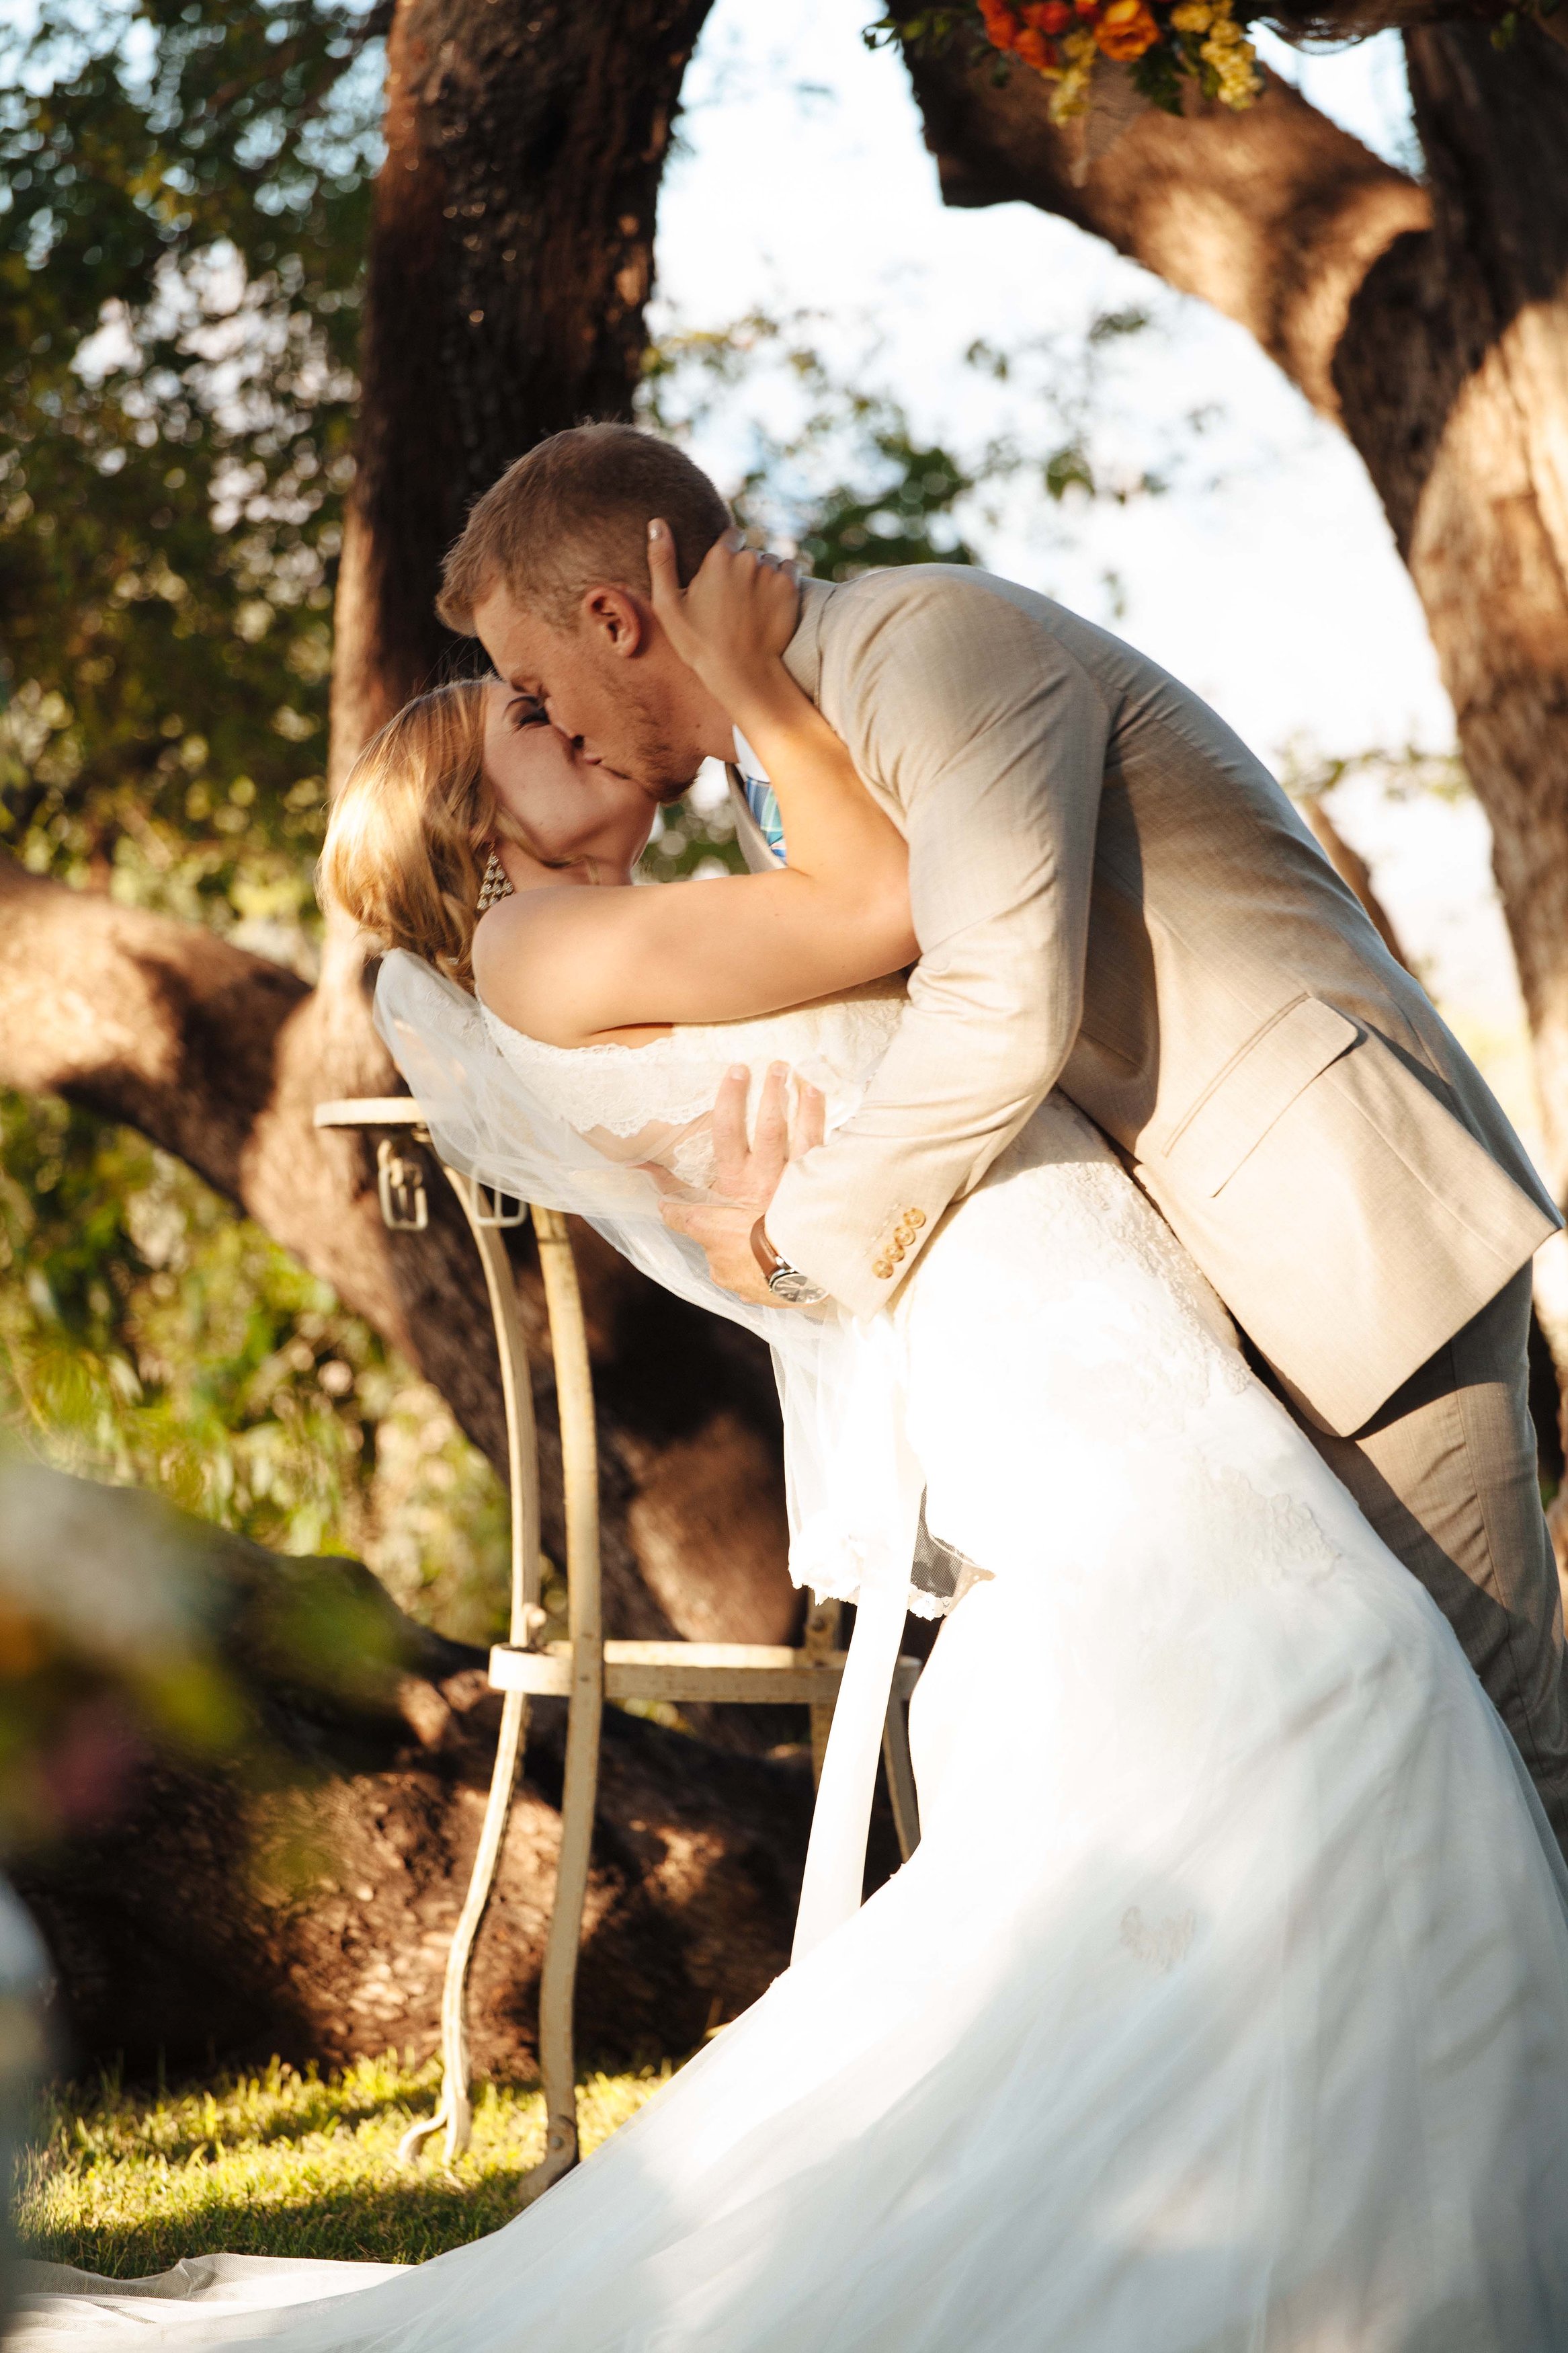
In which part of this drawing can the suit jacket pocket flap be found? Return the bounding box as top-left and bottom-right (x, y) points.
(1162, 996), (1360, 1197)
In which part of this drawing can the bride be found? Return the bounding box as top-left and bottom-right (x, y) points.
(19, 543), (1568, 2350)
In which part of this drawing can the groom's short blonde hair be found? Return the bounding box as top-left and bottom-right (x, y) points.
(438, 424), (731, 635)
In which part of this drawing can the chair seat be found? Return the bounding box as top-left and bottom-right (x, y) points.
(489, 1640), (924, 1708)
(313, 1099), (425, 1127)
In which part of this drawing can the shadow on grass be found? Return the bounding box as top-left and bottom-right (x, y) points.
(22, 2167), (539, 2275)
(95, 2081), (472, 2164)
(18, 2057), (674, 2277)
(36, 2057), (480, 2149)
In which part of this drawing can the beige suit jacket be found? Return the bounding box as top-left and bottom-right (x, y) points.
(737, 569), (1559, 1437)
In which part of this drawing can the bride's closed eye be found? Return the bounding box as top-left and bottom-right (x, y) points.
(503, 694), (550, 731)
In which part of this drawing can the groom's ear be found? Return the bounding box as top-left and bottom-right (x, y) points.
(578, 584), (649, 661)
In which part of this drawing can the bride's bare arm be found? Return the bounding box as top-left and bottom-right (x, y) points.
(474, 532), (914, 1049)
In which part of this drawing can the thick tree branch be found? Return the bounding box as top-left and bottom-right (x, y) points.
(906, 48), (1428, 420)
(0, 857), (478, 1410)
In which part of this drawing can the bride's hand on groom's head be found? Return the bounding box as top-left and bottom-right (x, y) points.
(647, 518), (798, 715)
(653, 1063), (824, 1305)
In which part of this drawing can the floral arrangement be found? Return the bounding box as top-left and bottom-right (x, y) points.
(874, 1), (1263, 126)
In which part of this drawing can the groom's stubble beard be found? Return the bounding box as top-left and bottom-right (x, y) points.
(609, 672), (706, 803)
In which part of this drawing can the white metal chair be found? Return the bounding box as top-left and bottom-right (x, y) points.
(314, 1096), (923, 2206)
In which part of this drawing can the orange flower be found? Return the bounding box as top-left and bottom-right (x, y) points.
(979, 0), (1023, 48)
(1094, 0), (1160, 54)
(1022, 1), (1074, 28)
(1014, 24), (1061, 66)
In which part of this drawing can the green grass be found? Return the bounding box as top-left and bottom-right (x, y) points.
(17, 2055), (673, 2275)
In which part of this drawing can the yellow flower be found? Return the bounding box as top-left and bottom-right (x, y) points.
(1194, 0), (1262, 108)
(1046, 24), (1098, 119)
(1169, 1), (1214, 27)
(1202, 29), (1261, 101)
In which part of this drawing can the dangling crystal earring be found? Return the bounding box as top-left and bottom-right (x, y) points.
(476, 847), (513, 914)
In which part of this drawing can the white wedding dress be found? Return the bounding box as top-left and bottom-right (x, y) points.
(19, 965), (1568, 2351)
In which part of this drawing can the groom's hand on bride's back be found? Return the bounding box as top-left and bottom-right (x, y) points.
(653, 1062), (825, 1306)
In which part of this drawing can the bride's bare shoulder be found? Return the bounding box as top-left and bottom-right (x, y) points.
(470, 887), (610, 1047)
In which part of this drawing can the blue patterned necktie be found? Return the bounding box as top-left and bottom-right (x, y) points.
(735, 731), (785, 861)
(743, 774), (786, 860)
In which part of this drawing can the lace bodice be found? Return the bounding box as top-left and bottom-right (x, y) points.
(478, 978), (907, 1195)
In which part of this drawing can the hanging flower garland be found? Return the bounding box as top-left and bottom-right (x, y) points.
(872, 1), (1263, 125)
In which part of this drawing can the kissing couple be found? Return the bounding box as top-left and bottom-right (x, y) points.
(23, 422), (1568, 2348)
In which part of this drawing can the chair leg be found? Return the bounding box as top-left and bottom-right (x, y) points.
(882, 1695), (921, 1864)
(515, 1205), (604, 2209)
(520, 1651), (602, 2204)
(399, 1172), (543, 2170)
(397, 1688), (529, 2167)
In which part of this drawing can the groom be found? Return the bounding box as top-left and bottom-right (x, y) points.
(438, 423), (1568, 1848)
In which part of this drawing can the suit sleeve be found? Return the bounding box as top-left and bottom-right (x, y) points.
(766, 573), (1110, 1319)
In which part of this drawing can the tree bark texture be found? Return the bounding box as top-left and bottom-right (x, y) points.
(6, 1472), (839, 2080)
(905, 26), (1568, 1195)
(1339, 25), (1568, 1187)
(329, 0), (716, 778)
(26, 1689), (814, 2082)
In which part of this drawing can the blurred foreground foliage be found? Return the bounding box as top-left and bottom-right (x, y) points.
(19, 2054), (671, 2270)
(0, 1449), (438, 1853)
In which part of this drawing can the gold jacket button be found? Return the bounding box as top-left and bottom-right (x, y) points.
(873, 1259), (893, 1279)
(895, 1226), (913, 1247)
(906, 1207), (927, 1229)
(890, 1240), (905, 1262)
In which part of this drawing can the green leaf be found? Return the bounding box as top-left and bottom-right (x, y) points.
(1130, 42), (1185, 116)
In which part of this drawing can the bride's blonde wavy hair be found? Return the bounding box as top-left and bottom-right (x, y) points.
(319, 680), (504, 994)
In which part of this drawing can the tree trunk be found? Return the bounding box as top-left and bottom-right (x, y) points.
(329, 0), (716, 778)
(1336, 24), (1568, 1187)
(5, 1468), (836, 2080)
(903, 29), (1568, 1199)
(25, 1683), (815, 2083)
